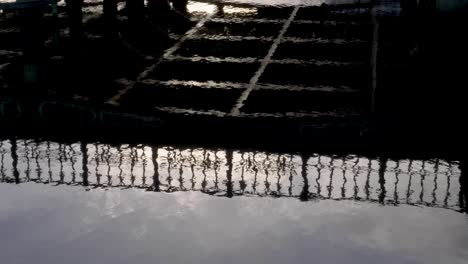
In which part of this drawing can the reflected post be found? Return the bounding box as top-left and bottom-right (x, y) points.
(81, 142), (88, 186)
(460, 159), (468, 212)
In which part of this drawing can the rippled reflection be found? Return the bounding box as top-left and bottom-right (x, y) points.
(0, 139), (465, 212)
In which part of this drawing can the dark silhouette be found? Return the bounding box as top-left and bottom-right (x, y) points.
(103, 0), (118, 36)
(460, 160), (468, 212)
(65, 0), (84, 42)
(126, 0), (145, 24)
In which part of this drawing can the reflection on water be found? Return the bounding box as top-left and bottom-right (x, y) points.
(0, 139), (465, 212)
(192, 0), (370, 7)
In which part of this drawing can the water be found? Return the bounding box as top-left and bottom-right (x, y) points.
(0, 139), (467, 264)
(1, 2), (467, 262)
(0, 139), (465, 210)
(190, 0), (371, 7)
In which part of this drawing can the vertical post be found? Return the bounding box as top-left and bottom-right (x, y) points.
(59, 143), (65, 183)
(95, 144), (101, 186)
(151, 146), (160, 191)
(214, 151), (220, 192)
(378, 157), (388, 204)
(393, 160), (401, 205)
(81, 142), (88, 186)
(0, 141), (5, 183)
(105, 145), (112, 185)
(11, 139), (20, 184)
(225, 149), (233, 198)
(365, 159), (371, 200)
(216, 3), (224, 16)
(24, 139), (31, 181)
(190, 150), (196, 190)
(70, 143), (77, 183)
(130, 147), (136, 186)
(299, 154), (309, 201)
(316, 156), (322, 198)
(460, 159), (467, 212)
(33, 140), (42, 182)
(288, 156), (293, 196)
(328, 158), (334, 199)
(47, 141), (53, 183)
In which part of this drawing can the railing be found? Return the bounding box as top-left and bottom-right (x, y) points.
(1, 139), (465, 212)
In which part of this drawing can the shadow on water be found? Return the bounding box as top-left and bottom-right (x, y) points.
(1, 138), (466, 213)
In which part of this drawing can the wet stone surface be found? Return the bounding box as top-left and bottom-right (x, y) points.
(259, 62), (370, 87)
(286, 21), (373, 40)
(241, 89), (365, 114)
(111, 1), (375, 122)
(196, 21), (283, 37)
(274, 40), (370, 62)
(175, 38), (272, 59)
(120, 81), (244, 112)
(148, 60), (259, 83)
(0, 0), (383, 126)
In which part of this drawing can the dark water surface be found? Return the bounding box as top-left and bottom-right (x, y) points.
(1, 1), (468, 263)
(1, 139), (467, 264)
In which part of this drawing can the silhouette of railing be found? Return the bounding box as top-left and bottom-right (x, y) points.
(0, 139), (465, 212)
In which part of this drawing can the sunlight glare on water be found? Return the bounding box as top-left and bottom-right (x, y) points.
(188, 2), (218, 16)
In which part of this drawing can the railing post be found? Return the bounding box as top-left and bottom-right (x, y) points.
(460, 159), (467, 212)
(226, 149), (233, 198)
(9, 139), (20, 184)
(81, 142), (88, 186)
(300, 154), (309, 201)
(0, 141), (5, 183)
(151, 146), (160, 191)
(378, 157), (388, 204)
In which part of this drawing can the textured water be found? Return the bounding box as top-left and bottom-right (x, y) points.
(194, 0), (371, 7)
(0, 138), (467, 264)
(0, 139), (465, 210)
(1, 3), (467, 262)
